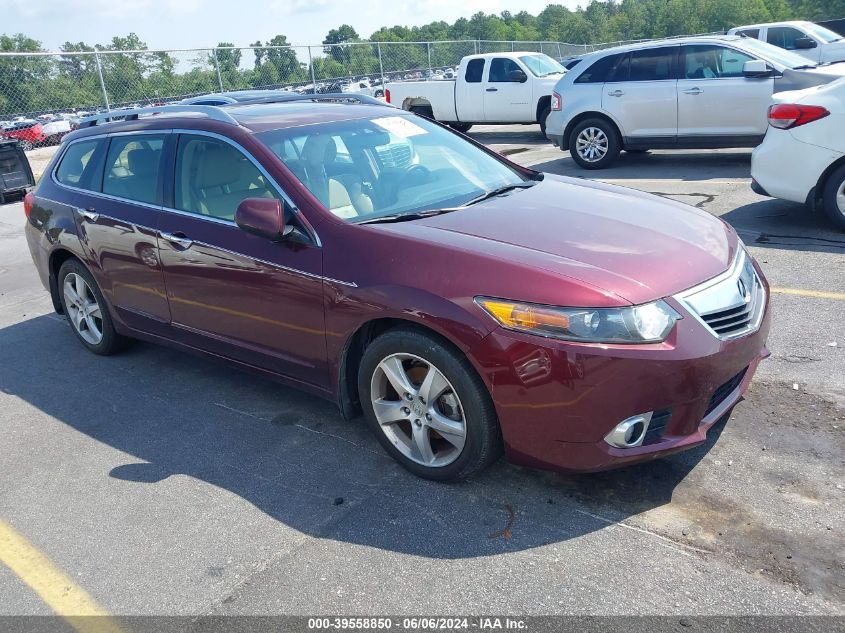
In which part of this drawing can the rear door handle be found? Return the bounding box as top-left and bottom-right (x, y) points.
(160, 231), (193, 249)
(76, 207), (99, 222)
(486, 87), (498, 92)
(683, 87), (703, 95)
(607, 89), (624, 97)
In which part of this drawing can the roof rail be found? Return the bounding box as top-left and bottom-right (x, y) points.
(230, 92), (391, 107)
(79, 104), (239, 128)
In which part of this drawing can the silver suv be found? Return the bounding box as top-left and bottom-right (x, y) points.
(545, 35), (845, 169)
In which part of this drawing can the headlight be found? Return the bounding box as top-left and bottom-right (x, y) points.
(475, 297), (680, 344)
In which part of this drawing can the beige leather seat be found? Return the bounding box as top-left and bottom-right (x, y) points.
(300, 135), (372, 219)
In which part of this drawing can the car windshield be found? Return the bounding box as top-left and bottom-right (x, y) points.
(519, 54), (566, 77)
(256, 114), (530, 223)
(804, 23), (843, 43)
(734, 38), (818, 68)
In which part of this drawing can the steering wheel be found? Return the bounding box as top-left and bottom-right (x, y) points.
(402, 164), (431, 187)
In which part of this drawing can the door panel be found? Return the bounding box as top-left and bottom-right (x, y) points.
(157, 214), (327, 386)
(677, 45), (773, 137)
(483, 57), (533, 122)
(456, 58), (486, 121)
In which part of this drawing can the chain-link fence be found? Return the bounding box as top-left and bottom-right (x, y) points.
(0, 38), (639, 147)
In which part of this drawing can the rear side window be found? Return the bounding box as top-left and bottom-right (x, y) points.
(489, 57), (521, 82)
(575, 53), (627, 83)
(736, 29), (760, 39)
(174, 135), (281, 221)
(628, 47), (676, 81)
(102, 135), (166, 205)
(55, 140), (100, 190)
(465, 59), (485, 83)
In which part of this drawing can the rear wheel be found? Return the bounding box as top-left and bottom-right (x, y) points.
(358, 328), (501, 481)
(18, 140), (33, 152)
(822, 164), (845, 231)
(568, 118), (620, 170)
(409, 105), (434, 120)
(58, 259), (130, 355)
(448, 122), (473, 134)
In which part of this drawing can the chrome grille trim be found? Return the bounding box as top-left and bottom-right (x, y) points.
(674, 249), (766, 341)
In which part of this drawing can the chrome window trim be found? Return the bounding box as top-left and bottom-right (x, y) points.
(674, 248), (766, 341)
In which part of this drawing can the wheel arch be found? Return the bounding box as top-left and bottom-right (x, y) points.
(811, 154), (845, 210)
(402, 97), (433, 113)
(563, 111), (623, 149)
(536, 95), (552, 123)
(47, 248), (83, 314)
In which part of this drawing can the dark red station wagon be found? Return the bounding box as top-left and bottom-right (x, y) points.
(24, 98), (771, 480)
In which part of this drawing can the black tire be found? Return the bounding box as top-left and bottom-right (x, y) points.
(568, 117), (620, 170)
(538, 105), (551, 137)
(374, 89), (384, 98)
(821, 164), (845, 231)
(18, 140), (33, 152)
(448, 122), (473, 134)
(57, 258), (130, 355)
(409, 105), (434, 120)
(625, 149), (649, 154)
(358, 327), (502, 481)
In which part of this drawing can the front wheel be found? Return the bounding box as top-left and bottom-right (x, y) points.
(568, 118), (620, 169)
(358, 328), (501, 481)
(822, 164), (845, 231)
(538, 106), (551, 137)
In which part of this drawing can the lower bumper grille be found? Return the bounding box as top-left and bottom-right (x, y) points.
(704, 367), (748, 417)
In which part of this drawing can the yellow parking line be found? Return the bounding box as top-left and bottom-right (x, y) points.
(771, 287), (845, 301)
(0, 519), (126, 633)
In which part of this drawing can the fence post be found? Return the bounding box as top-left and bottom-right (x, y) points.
(427, 42), (432, 73)
(557, 43), (562, 58)
(308, 46), (317, 94)
(377, 42), (385, 87)
(94, 52), (110, 112)
(511, 41), (515, 52)
(212, 48), (224, 91)
(474, 40), (479, 55)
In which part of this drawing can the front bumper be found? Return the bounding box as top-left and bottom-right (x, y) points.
(467, 277), (772, 473)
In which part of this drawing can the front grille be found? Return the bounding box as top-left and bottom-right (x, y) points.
(675, 249), (765, 341)
(643, 408), (672, 445)
(704, 367), (748, 417)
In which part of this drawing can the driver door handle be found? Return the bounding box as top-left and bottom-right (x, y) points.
(607, 89), (624, 97)
(683, 87), (703, 95)
(160, 231), (193, 249)
(486, 87), (498, 92)
(76, 207), (99, 222)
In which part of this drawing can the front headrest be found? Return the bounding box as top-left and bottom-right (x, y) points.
(302, 135), (337, 167)
(127, 148), (159, 178)
(193, 144), (240, 189)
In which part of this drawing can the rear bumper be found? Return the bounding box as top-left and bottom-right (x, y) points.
(467, 284), (772, 473)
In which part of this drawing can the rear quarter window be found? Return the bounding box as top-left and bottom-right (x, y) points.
(55, 139), (102, 190)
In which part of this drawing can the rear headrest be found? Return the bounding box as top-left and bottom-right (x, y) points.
(127, 148), (159, 179)
(302, 135), (337, 167)
(194, 144), (241, 189)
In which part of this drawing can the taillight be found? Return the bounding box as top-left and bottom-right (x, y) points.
(24, 191), (34, 218)
(551, 91), (561, 111)
(385, 88), (391, 104)
(767, 104), (829, 129)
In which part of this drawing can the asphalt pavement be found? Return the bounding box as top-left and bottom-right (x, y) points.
(0, 126), (842, 619)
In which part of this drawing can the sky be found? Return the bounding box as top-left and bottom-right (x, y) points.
(5, 0), (581, 52)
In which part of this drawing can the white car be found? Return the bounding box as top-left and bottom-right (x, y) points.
(385, 52), (565, 134)
(728, 21), (845, 64)
(545, 35), (845, 169)
(751, 77), (845, 230)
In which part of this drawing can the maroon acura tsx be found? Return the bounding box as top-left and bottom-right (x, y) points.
(23, 98), (770, 480)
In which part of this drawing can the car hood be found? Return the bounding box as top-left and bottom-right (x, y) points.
(376, 176), (736, 305)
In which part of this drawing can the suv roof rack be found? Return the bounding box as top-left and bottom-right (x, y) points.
(79, 104), (239, 128)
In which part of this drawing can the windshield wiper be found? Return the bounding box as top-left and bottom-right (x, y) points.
(458, 181), (538, 207)
(354, 208), (457, 225)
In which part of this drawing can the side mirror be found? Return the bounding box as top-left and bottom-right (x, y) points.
(742, 59), (770, 78)
(235, 197), (286, 241)
(509, 69), (528, 83)
(794, 37), (818, 50)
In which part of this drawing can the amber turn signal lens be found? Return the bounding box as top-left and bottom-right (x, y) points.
(478, 300), (570, 330)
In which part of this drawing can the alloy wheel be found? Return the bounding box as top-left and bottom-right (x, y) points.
(837, 179), (845, 215)
(370, 353), (467, 467)
(575, 127), (609, 163)
(63, 273), (103, 345)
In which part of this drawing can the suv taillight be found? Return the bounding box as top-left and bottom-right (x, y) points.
(24, 191), (34, 218)
(768, 104), (829, 130)
(551, 91), (561, 111)
(385, 88), (391, 104)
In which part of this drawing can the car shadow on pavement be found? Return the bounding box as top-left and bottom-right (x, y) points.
(0, 314), (729, 559)
(529, 149), (753, 181)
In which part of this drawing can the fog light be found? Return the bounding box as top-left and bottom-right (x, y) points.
(604, 412), (653, 448)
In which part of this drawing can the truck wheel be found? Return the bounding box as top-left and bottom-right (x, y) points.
(448, 123), (473, 133)
(568, 118), (620, 170)
(539, 106), (551, 137)
(822, 164), (845, 231)
(409, 105), (434, 120)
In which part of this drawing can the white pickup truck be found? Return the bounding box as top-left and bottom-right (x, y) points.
(385, 52), (565, 134)
(727, 21), (845, 64)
